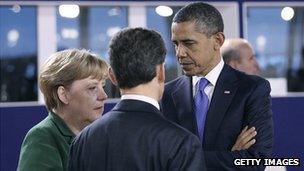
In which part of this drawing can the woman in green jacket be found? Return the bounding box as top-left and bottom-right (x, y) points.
(17, 49), (108, 171)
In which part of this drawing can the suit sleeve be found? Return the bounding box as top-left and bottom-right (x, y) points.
(204, 79), (274, 171)
(17, 129), (64, 171)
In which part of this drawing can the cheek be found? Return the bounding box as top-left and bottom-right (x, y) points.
(76, 94), (96, 108)
(244, 61), (252, 68)
(195, 45), (211, 57)
(86, 96), (97, 105)
(86, 90), (99, 100)
(251, 60), (257, 66)
(196, 53), (210, 65)
(88, 93), (97, 100)
(238, 63), (247, 70)
(189, 48), (203, 61)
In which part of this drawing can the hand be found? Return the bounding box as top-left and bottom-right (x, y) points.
(231, 126), (257, 151)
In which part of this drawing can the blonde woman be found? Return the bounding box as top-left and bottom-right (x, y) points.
(17, 49), (108, 171)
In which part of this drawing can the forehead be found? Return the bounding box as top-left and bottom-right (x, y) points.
(73, 77), (103, 86)
(171, 21), (202, 40)
(240, 44), (254, 54)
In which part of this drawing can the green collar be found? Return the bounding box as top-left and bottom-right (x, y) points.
(49, 111), (76, 144)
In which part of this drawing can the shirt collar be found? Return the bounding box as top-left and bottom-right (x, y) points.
(121, 94), (160, 110)
(192, 58), (224, 87)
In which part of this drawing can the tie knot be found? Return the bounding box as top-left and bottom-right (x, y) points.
(198, 78), (209, 91)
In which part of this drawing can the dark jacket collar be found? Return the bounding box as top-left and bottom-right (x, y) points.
(112, 99), (162, 116)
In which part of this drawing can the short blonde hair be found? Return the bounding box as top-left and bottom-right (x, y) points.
(39, 49), (108, 111)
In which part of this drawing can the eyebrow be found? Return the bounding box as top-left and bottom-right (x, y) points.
(87, 80), (101, 84)
(182, 38), (195, 41)
(172, 39), (196, 43)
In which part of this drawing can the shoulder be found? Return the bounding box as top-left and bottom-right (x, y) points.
(164, 75), (190, 94)
(154, 116), (198, 141)
(21, 115), (62, 149)
(228, 66), (270, 90)
(154, 119), (201, 154)
(242, 74), (270, 93)
(238, 70), (268, 84)
(18, 116), (65, 171)
(24, 116), (54, 140)
(165, 75), (189, 87)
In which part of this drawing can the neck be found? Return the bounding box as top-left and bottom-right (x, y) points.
(53, 108), (87, 135)
(120, 79), (161, 102)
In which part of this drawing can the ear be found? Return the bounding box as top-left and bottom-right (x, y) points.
(108, 67), (118, 86)
(57, 86), (69, 105)
(213, 32), (225, 51)
(228, 60), (239, 70)
(156, 63), (165, 83)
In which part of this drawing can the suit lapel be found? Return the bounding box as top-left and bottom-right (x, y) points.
(172, 76), (198, 135)
(203, 65), (239, 148)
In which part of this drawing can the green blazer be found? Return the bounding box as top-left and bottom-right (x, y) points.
(17, 111), (75, 171)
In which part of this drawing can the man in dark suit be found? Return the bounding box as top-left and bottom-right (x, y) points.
(68, 28), (205, 171)
(161, 2), (274, 171)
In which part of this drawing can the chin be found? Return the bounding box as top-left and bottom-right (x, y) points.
(89, 116), (100, 123)
(183, 71), (195, 76)
(95, 111), (103, 118)
(91, 112), (102, 120)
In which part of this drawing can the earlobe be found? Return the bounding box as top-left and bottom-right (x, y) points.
(57, 86), (69, 105)
(109, 68), (118, 86)
(229, 61), (239, 70)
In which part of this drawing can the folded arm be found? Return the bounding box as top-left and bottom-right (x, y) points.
(204, 80), (274, 171)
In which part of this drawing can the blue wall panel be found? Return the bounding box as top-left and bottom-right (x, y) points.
(271, 97), (304, 171)
(1, 106), (48, 171)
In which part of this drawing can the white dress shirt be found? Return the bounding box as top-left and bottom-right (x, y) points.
(121, 94), (160, 110)
(192, 58), (224, 106)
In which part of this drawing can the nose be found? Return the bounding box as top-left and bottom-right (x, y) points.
(176, 44), (187, 59)
(98, 87), (108, 101)
(252, 57), (260, 72)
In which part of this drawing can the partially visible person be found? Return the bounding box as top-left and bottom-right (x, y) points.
(68, 28), (205, 171)
(221, 38), (260, 75)
(287, 46), (304, 91)
(17, 49), (108, 171)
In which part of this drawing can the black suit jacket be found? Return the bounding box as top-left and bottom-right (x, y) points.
(161, 64), (274, 171)
(68, 99), (205, 171)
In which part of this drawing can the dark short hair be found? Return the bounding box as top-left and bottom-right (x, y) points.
(109, 28), (166, 89)
(173, 2), (224, 37)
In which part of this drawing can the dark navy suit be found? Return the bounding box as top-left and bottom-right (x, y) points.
(69, 99), (205, 171)
(161, 64), (274, 171)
